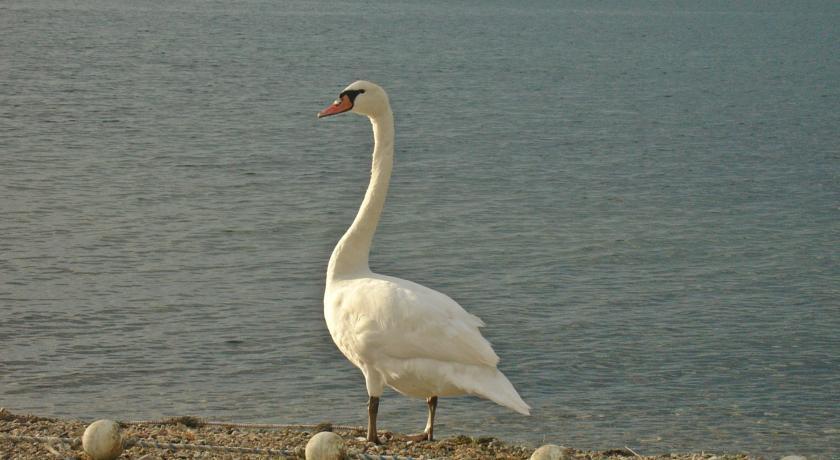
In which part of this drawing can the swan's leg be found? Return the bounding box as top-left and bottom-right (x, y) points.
(367, 396), (381, 444)
(425, 396), (438, 441)
(404, 396), (438, 442)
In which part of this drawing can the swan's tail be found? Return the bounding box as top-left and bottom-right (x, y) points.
(390, 359), (531, 415)
(460, 366), (531, 415)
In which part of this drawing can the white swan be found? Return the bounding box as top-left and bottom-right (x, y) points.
(318, 81), (529, 444)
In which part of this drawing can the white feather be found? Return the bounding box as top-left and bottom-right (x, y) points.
(321, 81), (530, 420)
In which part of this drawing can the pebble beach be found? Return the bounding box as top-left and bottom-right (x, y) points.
(0, 408), (757, 460)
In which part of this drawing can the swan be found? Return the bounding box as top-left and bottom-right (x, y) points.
(318, 81), (530, 444)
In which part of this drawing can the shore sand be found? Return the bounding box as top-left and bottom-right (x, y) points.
(0, 408), (754, 459)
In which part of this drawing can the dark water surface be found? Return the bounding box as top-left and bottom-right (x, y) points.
(1, 0), (838, 456)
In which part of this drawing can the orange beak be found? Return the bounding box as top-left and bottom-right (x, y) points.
(318, 95), (353, 118)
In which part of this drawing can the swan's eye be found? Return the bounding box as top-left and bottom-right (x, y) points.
(339, 89), (366, 103)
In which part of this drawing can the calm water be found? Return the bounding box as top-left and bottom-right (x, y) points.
(1, 0), (838, 456)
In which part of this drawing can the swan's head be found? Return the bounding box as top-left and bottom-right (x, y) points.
(318, 81), (390, 119)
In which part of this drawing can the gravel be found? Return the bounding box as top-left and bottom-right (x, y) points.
(0, 408), (755, 459)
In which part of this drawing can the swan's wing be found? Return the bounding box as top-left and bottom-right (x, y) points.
(337, 275), (501, 368)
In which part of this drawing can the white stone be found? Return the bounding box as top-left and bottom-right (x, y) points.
(305, 431), (346, 460)
(82, 419), (123, 460)
(780, 456), (807, 460)
(530, 444), (571, 460)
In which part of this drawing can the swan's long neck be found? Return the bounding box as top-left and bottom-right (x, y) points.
(327, 109), (394, 280)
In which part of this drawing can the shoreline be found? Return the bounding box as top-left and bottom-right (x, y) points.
(0, 408), (755, 459)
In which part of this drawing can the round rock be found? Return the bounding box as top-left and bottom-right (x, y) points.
(305, 431), (346, 460)
(82, 419), (123, 460)
(530, 444), (571, 460)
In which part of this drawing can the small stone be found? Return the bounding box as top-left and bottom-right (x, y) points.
(305, 431), (345, 460)
(780, 456), (807, 460)
(530, 444), (571, 460)
(82, 419), (123, 460)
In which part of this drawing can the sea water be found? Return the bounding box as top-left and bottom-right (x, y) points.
(1, 0), (838, 456)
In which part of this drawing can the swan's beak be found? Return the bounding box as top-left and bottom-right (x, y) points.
(318, 95), (353, 118)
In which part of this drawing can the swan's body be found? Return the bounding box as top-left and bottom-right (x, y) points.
(319, 81), (529, 443)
